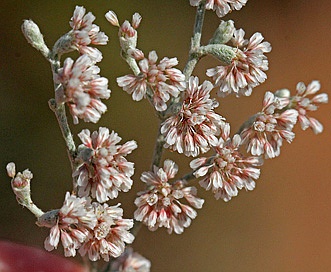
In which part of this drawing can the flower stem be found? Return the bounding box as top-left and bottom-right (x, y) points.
(183, 1), (206, 79)
(121, 50), (140, 76)
(47, 55), (78, 192)
(48, 99), (77, 191)
(151, 122), (165, 169)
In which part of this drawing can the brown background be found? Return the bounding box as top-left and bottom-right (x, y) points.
(0, 1), (330, 271)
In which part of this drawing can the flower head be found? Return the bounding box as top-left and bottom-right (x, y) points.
(55, 54), (110, 124)
(117, 51), (186, 111)
(289, 80), (328, 134)
(191, 124), (262, 201)
(110, 247), (151, 272)
(134, 160), (204, 234)
(190, 0), (248, 18)
(74, 127), (137, 203)
(207, 29), (271, 97)
(161, 76), (227, 157)
(70, 6), (108, 61)
(53, 6), (108, 62)
(240, 91), (298, 159)
(40, 192), (97, 257)
(79, 203), (134, 261)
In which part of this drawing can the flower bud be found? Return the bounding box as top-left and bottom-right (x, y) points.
(200, 44), (236, 65)
(21, 19), (50, 58)
(6, 162), (16, 178)
(274, 88), (291, 98)
(11, 169), (32, 201)
(209, 20), (235, 44)
(105, 10), (119, 26)
(52, 32), (76, 57)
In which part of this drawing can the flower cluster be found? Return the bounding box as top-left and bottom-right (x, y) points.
(134, 160), (204, 234)
(110, 247), (151, 272)
(54, 54), (111, 124)
(190, 124), (262, 201)
(53, 6), (108, 62)
(207, 27), (271, 97)
(190, 0), (248, 18)
(289, 80), (328, 134)
(79, 203), (134, 262)
(74, 127), (137, 203)
(240, 91), (298, 159)
(117, 51), (186, 111)
(38, 193), (134, 261)
(40, 192), (97, 257)
(13, 3), (330, 271)
(161, 76), (227, 157)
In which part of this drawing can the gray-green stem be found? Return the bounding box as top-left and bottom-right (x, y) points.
(183, 1), (206, 79)
(49, 55), (78, 192)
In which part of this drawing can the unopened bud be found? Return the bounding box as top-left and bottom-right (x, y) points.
(199, 44), (236, 65)
(21, 19), (50, 58)
(210, 20), (235, 44)
(7, 165), (33, 207)
(131, 13), (142, 29)
(6, 162), (16, 178)
(105, 10), (120, 26)
(52, 32), (76, 57)
(274, 88), (291, 98)
(127, 48), (144, 60)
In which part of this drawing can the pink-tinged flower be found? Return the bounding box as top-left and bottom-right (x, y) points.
(39, 192), (97, 257)
(161, 76), (227, 157)
(289, 81), (328, 134)
(74, 127), (137, 203)
(69, 6), (108, 62)
(134, 160), (204, 234)
(55, 54), (111, 124)
(190, 0), (247, 17)
(207, 29), (271, 97)
(240, 91), (298, 159)
(117, 51), (186, 111)
(110, 247), (151, 272)
(79, 203), (134, 261)
(105, 11), (142, 53)
(190, 124), (262, 201)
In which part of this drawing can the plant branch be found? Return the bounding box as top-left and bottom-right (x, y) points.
(151, 123), (165, 169)
(48, 99), (77, 192)
(183, 1), (206, 79)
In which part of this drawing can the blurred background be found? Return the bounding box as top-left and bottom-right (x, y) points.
(1, 1), (330, 271)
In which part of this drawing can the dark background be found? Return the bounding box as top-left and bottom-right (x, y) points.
(1, 1), (331, 271)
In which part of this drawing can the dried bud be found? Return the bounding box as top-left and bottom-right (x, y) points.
(21, 19), (50, 58)
(76, 146), (93, 163)
(36, 209), (59, 228)
(209, 20), (235, 44)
